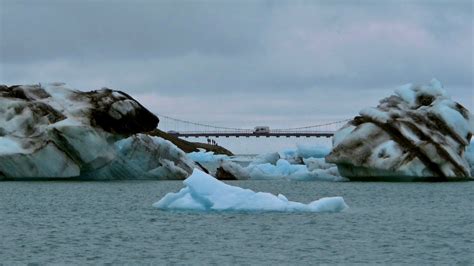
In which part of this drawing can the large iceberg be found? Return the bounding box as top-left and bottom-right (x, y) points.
(0, 83), (194, 180)
(326, 79), (474, 181)
(153, 169), (348, 212)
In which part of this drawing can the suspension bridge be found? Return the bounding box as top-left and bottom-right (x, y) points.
(155, 113), (350, 139)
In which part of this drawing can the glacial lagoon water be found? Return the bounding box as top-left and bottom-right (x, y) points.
(1, 180), (473, 264)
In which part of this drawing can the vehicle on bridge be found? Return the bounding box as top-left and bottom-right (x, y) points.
(253, 126), (270, 134)
(167, 130), (179, 135)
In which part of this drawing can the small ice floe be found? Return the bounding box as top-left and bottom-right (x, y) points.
(153, 169), (348, 213)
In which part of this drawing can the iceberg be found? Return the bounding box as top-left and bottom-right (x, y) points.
(296, 144), (331, 159)
(153, 169), (348, 212)
(188, 146), (345, 181)
(186, 151), (229, 175)
(248, 159), (344, 181)
(249, 152), (281, 166)
(0, 83), (194, 180)
(277, 144), (331, 165)
(278, 148), (302, 164)
(326, 79), (474, 181)
(304, 157), (336, 171)
(216, 160), (251, 180)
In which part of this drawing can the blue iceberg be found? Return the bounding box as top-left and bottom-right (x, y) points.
(153, 169), (348, 213)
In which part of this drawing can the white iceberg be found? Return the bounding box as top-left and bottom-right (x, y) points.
(153, 169), (348, 213)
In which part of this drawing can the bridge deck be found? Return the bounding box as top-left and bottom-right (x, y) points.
(168, 132), (334, 138)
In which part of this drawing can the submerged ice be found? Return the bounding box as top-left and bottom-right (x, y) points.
(153, 169), (348, 212)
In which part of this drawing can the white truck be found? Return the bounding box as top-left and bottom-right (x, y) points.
(253, 126), (270, 134)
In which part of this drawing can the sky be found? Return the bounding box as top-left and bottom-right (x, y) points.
(1, 0), (473, 142)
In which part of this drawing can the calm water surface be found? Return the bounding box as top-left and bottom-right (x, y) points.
(0, 180), (473, 264)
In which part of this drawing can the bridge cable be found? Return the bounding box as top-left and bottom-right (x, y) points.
(155, 113), (351, 132)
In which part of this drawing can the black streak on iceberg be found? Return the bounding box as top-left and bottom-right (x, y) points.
(81, 89), (158, 135)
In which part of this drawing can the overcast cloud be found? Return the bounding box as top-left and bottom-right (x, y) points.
(1, 0), (472, 129)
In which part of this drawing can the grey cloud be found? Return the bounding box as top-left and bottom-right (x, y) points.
(1, 0), (472, 126)
(1, 1), (269, 62)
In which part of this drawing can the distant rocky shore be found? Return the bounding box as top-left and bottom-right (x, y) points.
(148, 129), (233, 156)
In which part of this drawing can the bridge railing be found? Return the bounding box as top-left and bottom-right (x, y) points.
(270, 129), (336, 134)
(167, 130), (254, 134)
(167, 130), (336, 134)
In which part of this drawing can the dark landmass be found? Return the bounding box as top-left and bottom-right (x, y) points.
(215, 166), (238, 180)
(148, 129), (234, 156)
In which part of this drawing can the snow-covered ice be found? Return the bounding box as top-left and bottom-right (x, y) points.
(153, 169), (348, 212)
